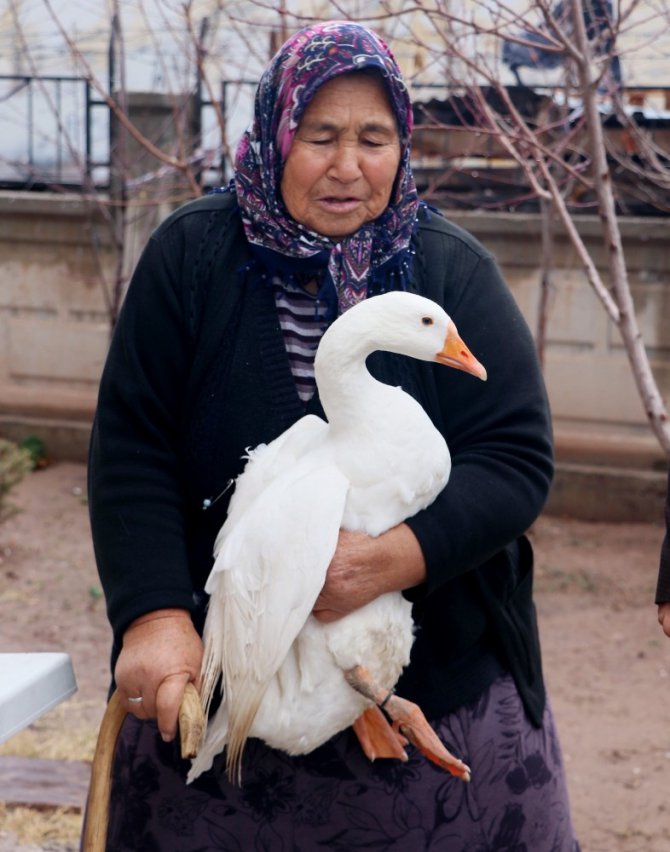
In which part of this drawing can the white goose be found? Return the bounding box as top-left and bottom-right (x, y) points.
(187, 291), (486, 785)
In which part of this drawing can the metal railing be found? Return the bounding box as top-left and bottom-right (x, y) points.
(2, 70), (669, 216)
(0, 74), (110, 190)
(0, 75), (459, 192)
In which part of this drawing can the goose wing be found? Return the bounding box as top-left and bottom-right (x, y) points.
(200, 417), (349, 779)
(213, 414), (328, 549)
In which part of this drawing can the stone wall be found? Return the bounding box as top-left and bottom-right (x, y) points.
(1, 192), (668, 518)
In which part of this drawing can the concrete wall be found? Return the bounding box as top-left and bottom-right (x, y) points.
(448, 211), (670, 470)
(0, 89), (196, 462)
(446, 211), (670, 521)
(1, 192), (668, 518)
(0, 192), (114, 461)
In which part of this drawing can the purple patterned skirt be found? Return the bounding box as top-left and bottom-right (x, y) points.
(97, 674), (580, 851)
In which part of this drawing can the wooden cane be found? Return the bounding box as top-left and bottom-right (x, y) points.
(81, 683), (205, 851)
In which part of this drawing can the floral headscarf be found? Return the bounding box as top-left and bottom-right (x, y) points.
(233, 20), (418, 313)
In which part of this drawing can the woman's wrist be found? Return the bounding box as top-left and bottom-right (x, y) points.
(127, 607), (192, 628)
(375, 523), (427, 593)
(123, 608), (194, 644)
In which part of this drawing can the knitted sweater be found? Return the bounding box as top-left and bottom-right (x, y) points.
(88, 192), (554, 724)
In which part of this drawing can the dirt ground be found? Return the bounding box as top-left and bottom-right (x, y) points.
(0, 461), (669, 851)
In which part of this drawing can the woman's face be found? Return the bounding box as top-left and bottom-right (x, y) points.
(280, 73), (402, 239)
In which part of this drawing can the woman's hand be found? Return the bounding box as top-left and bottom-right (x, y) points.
(658, 602), (670, 638)
(114, 608), (203, 742)
(313, 523), (426, 623)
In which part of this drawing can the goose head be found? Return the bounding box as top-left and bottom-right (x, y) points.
(316, 291), (487, 382)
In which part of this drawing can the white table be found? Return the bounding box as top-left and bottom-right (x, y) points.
(0, 653), (77, 744)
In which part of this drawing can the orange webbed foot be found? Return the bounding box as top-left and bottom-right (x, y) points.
(353, 705), (408, 762)
(386, 694), (471, 781)
(345, 665), (471, 782)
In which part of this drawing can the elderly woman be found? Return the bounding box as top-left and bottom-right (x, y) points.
(88, 20), (579, 851)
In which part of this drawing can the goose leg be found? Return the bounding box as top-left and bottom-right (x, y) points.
(345, 665), (471, 782)
(352, 705), (409, 761)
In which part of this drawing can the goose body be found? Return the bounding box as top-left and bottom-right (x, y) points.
(188, 291), (486, 783)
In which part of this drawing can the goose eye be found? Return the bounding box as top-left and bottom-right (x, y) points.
(421, 316), (433, 326)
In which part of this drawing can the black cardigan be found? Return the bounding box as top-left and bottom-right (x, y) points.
(88, 192), (554, 725)
(656, 470), (670, 603)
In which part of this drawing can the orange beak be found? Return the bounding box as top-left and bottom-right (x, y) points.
(435, 325), (487, 381)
